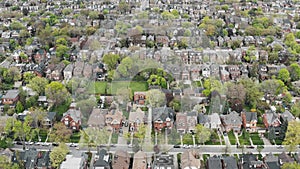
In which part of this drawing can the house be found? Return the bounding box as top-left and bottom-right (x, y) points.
(61, 108), (82, 131)
(87, 108), (107, 129)
(105, 109), (123, 132)
(207, 156), (222, 169)
(133, 92), (146, 105)
(153, 154), (175, 169)
(128, 108), (145, 132)
(280, 110), (295, 123)
(202, 64), (210, 78)
(42, 112), (56, 127)
(181, 150), (201, 169)
(263, 153), (280, 169)
(278, 152), (294, 166)
(132, 151), (147, 169)
(262, 110), (281, 129)
(176, 113), (187, 134)
(38, 96), (48, 107)
(94, 149), (110, 169)
(152, 107), (174, 131)
(63, 63), (74, 80)
(239, 154), (266, 169)
(112, 150), (130, 169)
(222, 156), (238, 169)
(198, 113), (222, 130)
(241, 111), (257, 132)
(227, 65), (241, 80)
(2, 90), (19, 105)
(220, 111), (242, 133)
(61, 152), (88, 169)
(12, 148), (51, 169)
(49, 63), (65, 81)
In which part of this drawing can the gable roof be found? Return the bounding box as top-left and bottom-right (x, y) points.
(87, 108), (107, 127)
(2, 90), (19, 99)
(112, 150), (130, 169)
(152, 107), (174, 122)
(133, 151), (147, 169)
(207, 156), (222, 169)
(181, 150), (200, 169)
(222, 156), (238, 169)
(62, 109), (82, 123)
(243, 111), (258, 122)
(129, 108), (145, 124)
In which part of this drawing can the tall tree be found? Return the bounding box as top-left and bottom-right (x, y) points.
(195, 124), (211, 145)
(282, 162), (300, 169)
(0, 155), (19, 169)
(50, 143), (69, 168)
(283, 121), (300, 153)
(45, 81), (70, 107)
(288, 63), (300, 81)
(28, 77), (49, 95)
(102, 53), (120, 70)
(23, 72), (36, 84)
(146, 89), (166, 107)
(239, 78), (263, 108)
(49, 123), (72, 143)
(277, 68), (290, 83)
(79, 127), (110, 151)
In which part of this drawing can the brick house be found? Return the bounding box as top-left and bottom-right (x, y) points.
(2, 90), (20, 105)
(128, 108), (145, 132)
(152, 107), (174, 131)
(105, 109), (123, 132)
(262, 110), (281, 129)
(61, 108), (82, 131)
(220, 111), (242, 133)
(241, 111), (257, 132)
(176, 113), (187, 134)
(133, 92), (146, 105)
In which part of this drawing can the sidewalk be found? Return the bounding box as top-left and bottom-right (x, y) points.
(234, 132), (241, 145)
(260, 134), (272, 145)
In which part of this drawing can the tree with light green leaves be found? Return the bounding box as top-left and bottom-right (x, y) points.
(50, 143), (69, 168)
(146, 89), (166, 107)
(23, 72), (36, 84)
(195, 124), (211, 145)
(134, 124), (146, 147)
(49, 123), (72, 143)
(79, 127), (110, 151)
(102, 53), (120, 70)
(282, 162), (300, 169)
(283, 121), (300, 153)
(45, 81), (70, 107)
(277, 68), (290, 83)
(28, 76), (49, 95)
(202, 77), (222, 96)
(289, 63), (300, 81)
(0, 155), (19, 169)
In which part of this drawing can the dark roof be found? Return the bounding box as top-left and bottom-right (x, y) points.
(244, 112), (258, 122)
(47, 112), (56, 121)
(198, 113), (209, 124)
(222, 156), (238, 169)
(2, 90), (19, 99)
(265, 162), (280, 169)
(152, 107), (174, 122)
(95, 149), (110, 167)
(153, 154), (174, 168)
(207, 156), (222, 169)
(36, 151), (50, 168)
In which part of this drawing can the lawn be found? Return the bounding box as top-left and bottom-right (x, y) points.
(111, 133), (118, 144)
(107, 81), (148, 95)
(70, 132), (81, 143)
(239, 130), (251, 145)
(87, 81), (108, 94)
(228, 131), (236, 145)
(250, 133), (264, 145)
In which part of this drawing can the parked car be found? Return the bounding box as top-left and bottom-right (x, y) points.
(246, 146), (255, 149)
(52, 142), (59, 146)
(173, 145), (181, 148)
(277, 145), (284, 149)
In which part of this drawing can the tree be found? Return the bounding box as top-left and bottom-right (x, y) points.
(202, 78), (222, 96)
(259, 79), (287, 102)
(226, 82), (246, 109)
(146, 89), (166, 107)
(116, 87), (132, 105)
(49, 123), (72, 143)
(76, 98), (97, 123)
(45, 81), (70, 107)
(23, 72), (36, 84)
(3, 67), (21, 83)
(50, 143), (69, 168)
(15, 101), (24, 113)
(28, 77), (49, 95)
(102, 53), (120, 70)
(79, 127), (110, 151)
(117, 57), (133, 77)
(134, 124), (146, 147)
(291, 102), (300, 118)
(282, 162), (300, 169)
(195, 124), (211, 145)
(0, 155), (19, 169)
(277, 68), (290, 83)
(239, 78), (263, 108)
(289, 63), (300, 81)
(56, 44), (69, 59)
(283, 121), (300, 153)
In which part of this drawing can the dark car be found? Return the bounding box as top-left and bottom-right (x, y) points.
(16, 141), (23, 145)
(246, 146), (255, 149)
(52, 142), (59, 146)
(173, 145), (181, 148)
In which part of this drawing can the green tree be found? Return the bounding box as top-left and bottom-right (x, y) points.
(202, 78), (222, 96)
(0, 155), (19, 169)
(45, 81), (70, 107)
(291, 102), (300, 118)
(88, 11), (99, 19)
(289, 63), (300, 81)
(49, 123), (72, 143)
(56, 44), (69, 59)
(15, 101), (24, 113)
(79, 127), (110, 151)
(282, 162), (300, 169)
(102, 53), (120, 70)
(50, 143), (69, 168)
(283, 121), (300, 153)
(4, 67), (21, 83)
(117, 56), (133, 77)
(277, 68), (290, 83)
(146, 89), (166, 107)
(133, 124), (146, 147)
(28, 77), (49, 95)
(23, 72), (36, 84)
(195, 124), (211, 145)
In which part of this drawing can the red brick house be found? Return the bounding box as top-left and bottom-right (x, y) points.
(105, 109), (123, 132)
(61, 109), (82, 131)
(176, 113), (187, 134)
(2, 90), (20, 105)
(133, 92), (146, 105)
(263, 110), (281, 128)
(34, 49), (47, 64)
(152, 107), (174, 131)
(241, 111), (257, 133)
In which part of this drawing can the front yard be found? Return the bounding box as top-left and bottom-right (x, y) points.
(250, 133), (264, 145)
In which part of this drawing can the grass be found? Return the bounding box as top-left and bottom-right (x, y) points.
(111, 133), (118, 144)
(107, 81), (148, 95)
(250, 133), (264, 145)
(87, 81), (108, 94)
(239, 130), (251, 145)
(228, 131), (236, 145)
(70, 132), (81, 143)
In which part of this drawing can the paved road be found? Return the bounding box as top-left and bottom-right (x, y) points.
(12, 144), (300, 156)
